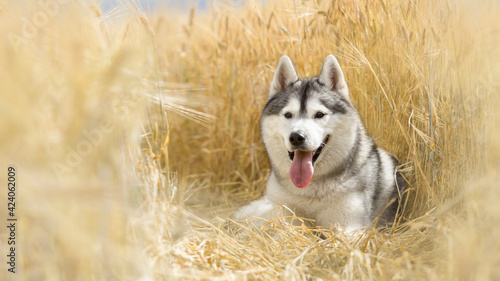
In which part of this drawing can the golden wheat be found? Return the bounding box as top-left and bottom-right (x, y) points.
(0, 0), (498, 280)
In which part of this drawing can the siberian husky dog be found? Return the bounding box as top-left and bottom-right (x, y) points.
(235, 55), (406, 232)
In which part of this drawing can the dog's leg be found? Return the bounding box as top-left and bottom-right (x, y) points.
(234, 196), (275, 220)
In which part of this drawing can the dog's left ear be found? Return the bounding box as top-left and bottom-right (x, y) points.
(268, 56), (298, 100)
(318, 55), (348, 97)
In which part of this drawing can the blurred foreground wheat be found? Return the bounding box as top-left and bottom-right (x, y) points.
(0, 0), (499, 280)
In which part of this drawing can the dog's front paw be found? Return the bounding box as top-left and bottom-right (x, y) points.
(234, 196), (275, 220)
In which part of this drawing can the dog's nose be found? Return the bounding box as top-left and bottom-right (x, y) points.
(289, 132), (306, 146)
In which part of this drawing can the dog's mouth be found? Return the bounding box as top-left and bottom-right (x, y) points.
(288, 135), (330, 188)
(288, 135), (330, 164)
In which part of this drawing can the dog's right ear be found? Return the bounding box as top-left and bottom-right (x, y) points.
(318, 55), (347, 98)
(268, 56), (298, 100)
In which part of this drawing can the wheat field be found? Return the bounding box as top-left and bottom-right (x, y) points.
(0, 0), (499, 280)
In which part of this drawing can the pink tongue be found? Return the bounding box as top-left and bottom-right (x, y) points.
(289, 151), (314, 188)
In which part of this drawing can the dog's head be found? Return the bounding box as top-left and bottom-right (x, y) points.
(261, 55), (359, 188)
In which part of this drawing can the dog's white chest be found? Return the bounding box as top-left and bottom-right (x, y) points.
(266, 173), (370, 229)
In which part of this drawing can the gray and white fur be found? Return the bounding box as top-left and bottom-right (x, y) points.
(235, 55), (406, 232)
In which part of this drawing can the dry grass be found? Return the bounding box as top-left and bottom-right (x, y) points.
(0, 0), (499, 280)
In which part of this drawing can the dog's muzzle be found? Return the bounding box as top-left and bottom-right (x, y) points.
(288, 135), (330, 164)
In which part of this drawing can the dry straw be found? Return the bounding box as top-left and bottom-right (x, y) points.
(0, 0), (499, 280)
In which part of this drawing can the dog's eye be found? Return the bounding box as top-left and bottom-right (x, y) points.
(314, 112), (325, 119)
(284, 112), (293, 119)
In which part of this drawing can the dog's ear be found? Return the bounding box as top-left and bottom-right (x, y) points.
(318, 55), (348, 97)
(269, 56), (298, 100)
